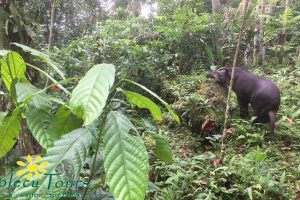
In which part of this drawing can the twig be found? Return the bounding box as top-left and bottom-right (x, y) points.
(221, 0), (250, 155)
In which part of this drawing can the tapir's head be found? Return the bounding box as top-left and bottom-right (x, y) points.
(207, 67), (231, 86)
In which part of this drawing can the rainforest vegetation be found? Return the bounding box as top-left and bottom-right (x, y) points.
(0, 0), (300, 199)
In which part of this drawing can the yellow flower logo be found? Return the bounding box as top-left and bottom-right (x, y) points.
(16, 155), (49, 180)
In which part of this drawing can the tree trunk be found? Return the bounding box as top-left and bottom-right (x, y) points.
(253, 34), (257, 65)
(244, 44), (249, 66)
(129, 0), (142, 17)
(258, 0), (265, 65)
(279, 0), (290, 65)
(45, 0), (56, 87)
(48, 0), (56, 52)
(212, 0), (221, 13)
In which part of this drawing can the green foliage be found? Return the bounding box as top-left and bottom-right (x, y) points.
(15, 82), (39, 103)
(70, 64), (115, 125)
(51, 9), (223, 98)
(1, 1), (300, 199)
(149, 66), (300, 200)
(55, 106), (83, 135)
(122, 90), (163, 121)
(264, 2), (300, 65)
(25, 91), (59, 149)
(151, 134), (173, 164)
(151, 138), (296, 199)
(0, 49), (178, 200)
(0, 51), (27, 92)
(124, 79), (180, 123)
(104, 111), (149, 200)
(204, 44), (214, 64)
(15, 83), (62, 149)
(162, 73), (225, 131)
(0, 109), (21, 158)
(0, 112), (7, 124)
(12, 43), (65, 79)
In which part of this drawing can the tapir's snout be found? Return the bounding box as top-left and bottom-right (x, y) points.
(207, 72), (215, 79)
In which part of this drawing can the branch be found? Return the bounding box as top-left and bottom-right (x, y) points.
(221, 0), (250, 155)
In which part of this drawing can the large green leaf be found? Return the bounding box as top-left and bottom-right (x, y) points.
(25, 92), (59, 149)
(1, 51), (27, 92)
(55, 106), (83, 135)
(0, 109), (21, 158)
(13, 128), (92, 199)
(151, 134), (173, 164)
(122, 90), (162, 121)
(123, 79), (180, 123)
(16, 82), (62, 149)
(12, 43), (65, 79)
(104, 111), (149, 200)
(70, 64), (115, 126)
(15, 82), (39, 103)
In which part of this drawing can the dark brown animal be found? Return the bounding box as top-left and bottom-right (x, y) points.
(207, 67), (280, 135)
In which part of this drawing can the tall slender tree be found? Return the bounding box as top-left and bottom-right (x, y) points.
(279, 0), (290, 64)
(258, 0), (266, 64)
(212, 0), (220, 13)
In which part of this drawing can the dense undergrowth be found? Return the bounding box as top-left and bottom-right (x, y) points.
(147, 67), (300, 199)
(1, 1), (299, 199)
(46, 10), (300, 199)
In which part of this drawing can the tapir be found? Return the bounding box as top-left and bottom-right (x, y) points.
(207, 67), (280, 135)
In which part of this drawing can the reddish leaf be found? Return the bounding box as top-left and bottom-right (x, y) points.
(226, 127), (235, 134)
(179, 147), (190, 158)
(196, 84), (205, 92)
(213, 157), (223, 167)
(295, 191), (300, 200)
(224, 127), (236, 138)
(149, 170), (157, 181)
(50, 85), (61, 92)
(201, 115), (214, 132)
(287, 118), (293, 125)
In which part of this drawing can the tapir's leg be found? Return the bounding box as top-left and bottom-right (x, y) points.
(237, 97), (249, 118)
(268, 111), (276, 135)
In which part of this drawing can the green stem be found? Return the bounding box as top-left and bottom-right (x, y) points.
(25, 63), (71, 95)
(19, 120), (30, 155)
(82, 117), (105, 200)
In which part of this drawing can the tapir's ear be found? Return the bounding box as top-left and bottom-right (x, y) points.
(217, 67), (226, 71)
(224, 68), (230, 77)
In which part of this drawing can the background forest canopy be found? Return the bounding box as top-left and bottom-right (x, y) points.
(0, 0), (300, 200)
(1, 0), (300, 75)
